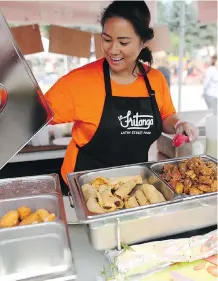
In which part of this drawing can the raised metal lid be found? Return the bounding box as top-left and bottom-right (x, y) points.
(0, 12), (53, 170)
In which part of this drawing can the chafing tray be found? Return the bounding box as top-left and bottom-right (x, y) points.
(67, 155), (217, 251)
(150, 154), (217, 198)
(68, 165), (176, 222)
(0, 174), (76, 281)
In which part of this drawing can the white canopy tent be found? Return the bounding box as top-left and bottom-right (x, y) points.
(0, 1), (217, 112)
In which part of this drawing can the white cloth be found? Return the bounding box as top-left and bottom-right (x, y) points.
(204, 66), (218, 98)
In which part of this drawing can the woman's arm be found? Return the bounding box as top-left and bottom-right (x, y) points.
(162, 114), (179, 134)
(45, 73), (76, 124)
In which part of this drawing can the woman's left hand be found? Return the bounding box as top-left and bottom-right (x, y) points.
(175, 122), (199, 143)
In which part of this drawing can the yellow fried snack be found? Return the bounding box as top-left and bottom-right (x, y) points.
(44, 213), (56, 222)
(82, 184), (98, 202)
(189, 187), (203, 195)
(18, 206), (32, 221)
(175, 182), (184, 194)
(135, 189), (150, 206)
(36, 209), (50, 221)
(114, 180), (136, 200)
(91, 177), (109, 188)
(0, 210), (19, 228)
(19, 212), (41, 226)
(142, 184), (166, 203)
(124, 196), (139, 208)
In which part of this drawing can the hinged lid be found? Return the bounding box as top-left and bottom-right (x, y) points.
(0, 13), (53, 170)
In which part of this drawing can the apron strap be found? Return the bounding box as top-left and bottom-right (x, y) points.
(138, 62), (162, 132)
(103, 59), (112, 98)
(137, 62), (155, 97)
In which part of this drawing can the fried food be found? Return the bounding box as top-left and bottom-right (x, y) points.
(160, 157), (217, 195)
(0, 210), (19, 228)
(36, 209), (50, 221)
(175, 182), (184, 194)
(135, 189), (150, 206)
(91, 177), (109, 188)
(114, 180), (136, 200)
(189, 187), (203, 195)
(0, 206), (56, 229)
(82, 184), (98, 202)
(124, 196), (139, 208)
(142, 184), (166, 203)
(86, 196), (105, 213)
(19, 212), (41, 226)
(17, 206), (31, 221)
(44, 213), (56, 222)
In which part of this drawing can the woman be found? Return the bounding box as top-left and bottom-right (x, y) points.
(45, 1), (198, 192)
(203, 55), (218, 115)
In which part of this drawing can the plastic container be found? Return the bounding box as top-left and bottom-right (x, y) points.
(206, 114), (217, 158)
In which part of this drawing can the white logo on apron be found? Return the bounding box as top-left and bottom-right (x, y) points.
(118, 110), (153, 135)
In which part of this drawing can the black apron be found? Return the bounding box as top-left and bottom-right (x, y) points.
(74, 59), (162, 172)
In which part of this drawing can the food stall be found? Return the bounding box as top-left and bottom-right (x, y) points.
(0, 9), (217, 281)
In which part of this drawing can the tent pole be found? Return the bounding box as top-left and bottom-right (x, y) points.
(178, 0), (186, 112)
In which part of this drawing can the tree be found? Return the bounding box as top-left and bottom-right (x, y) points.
(157, 0), (217, 56)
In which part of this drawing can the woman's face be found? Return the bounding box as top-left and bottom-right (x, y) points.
(101, 17), (144, 74)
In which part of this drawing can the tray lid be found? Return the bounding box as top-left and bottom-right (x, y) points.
(0, 13), (53, 171)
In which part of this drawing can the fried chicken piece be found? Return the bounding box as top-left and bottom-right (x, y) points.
(184, 178), (192, 188)
(184, 185), (190, 194)
(199, 176), (212, 185)
(198, 184), (211, 193)
(36, 209), (50, 221)
(179, 162), (188, 174)
(189, 187), (203, 195)
(169, 179), (177, 189)
(211, 180), (217, 192)
(19, 212), (41, 226)
(206, 161), (217, 169)
(18, 206), (31, 221)
(185, 170), (196, 179)
(199, 165), (213, 176)
(44, 213), (56, 222)
(0, 210), (19, 228)
(163, 163), (175, 172)
(175, 182), (184, 194)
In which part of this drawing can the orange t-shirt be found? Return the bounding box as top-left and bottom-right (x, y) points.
(45, 58), (176, 183)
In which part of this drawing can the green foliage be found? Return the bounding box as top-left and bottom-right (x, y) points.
(157, 0), (217, 55)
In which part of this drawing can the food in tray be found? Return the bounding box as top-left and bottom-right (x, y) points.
(81, 175), (166, 214)
(0, 206), (56, 228)
(0, 210), (19, 228)
(160, 157), (217, 195)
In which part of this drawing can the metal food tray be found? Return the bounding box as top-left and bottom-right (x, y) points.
(67, 155), (217, 251)
(150, 154), (218, 199)
(0, 174), (76, 281)
(67, 165), (177, 222)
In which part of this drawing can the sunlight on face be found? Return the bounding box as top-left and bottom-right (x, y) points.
(101, 17), (144, 74)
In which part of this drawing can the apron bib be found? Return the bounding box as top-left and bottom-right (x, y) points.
(74, 59), (162, 171)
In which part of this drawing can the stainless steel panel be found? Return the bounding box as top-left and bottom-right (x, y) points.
(0, 194), (61, 220)
(89, 195), (217, 250)
(0, 222), (75, 281)
(0, 13), (53, 170)
(0, 174), (76, 280)
(0, 174), (60, 200)
(157, 127), (206, 158)
(67, 164), (177, 222)
(150, 155), (217, 197)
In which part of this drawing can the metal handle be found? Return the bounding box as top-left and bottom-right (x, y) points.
(0, 83), (8, 113)
(68, 191), (74, 208)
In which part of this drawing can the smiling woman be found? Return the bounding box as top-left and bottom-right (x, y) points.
(45, 1), (199, 193)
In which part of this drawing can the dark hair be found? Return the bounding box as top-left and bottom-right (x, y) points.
(100, 1), (154, 73)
